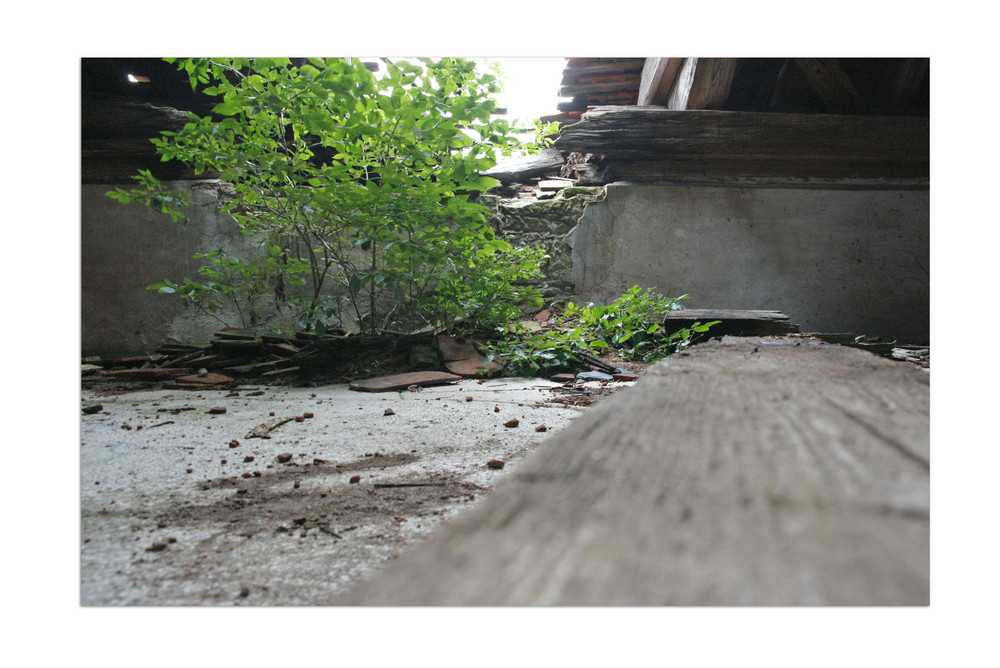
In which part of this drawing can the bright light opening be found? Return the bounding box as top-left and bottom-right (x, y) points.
(126, 74), (150, 83)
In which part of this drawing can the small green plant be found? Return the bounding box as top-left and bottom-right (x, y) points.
(483, 287), (719, 376)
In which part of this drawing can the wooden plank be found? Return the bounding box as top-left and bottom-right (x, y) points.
(560, 59), (646, 85)
(638, 57), (685, 106)
(335, 337), (929, 605)
(484, 147), (565, 184)
(665, 57), (739, 109)
(663, 308), (799, 337)
(558, 76), (642, 97)
(667, 58), (699, 109)
(686, 58), (739, 110)
(792, 58), (866, 114)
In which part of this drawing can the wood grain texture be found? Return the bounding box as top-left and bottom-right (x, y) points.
(554, 107), (929, 181)
(638, 57), (685, 106)
(334, 337), (929, 606)
(686, 58), (739, 110)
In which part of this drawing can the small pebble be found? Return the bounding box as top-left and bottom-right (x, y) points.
(487, 459), (505, 469)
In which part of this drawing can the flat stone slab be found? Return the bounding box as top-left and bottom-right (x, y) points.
(174, 373), (233, 386)
(348, 371), (462, 393)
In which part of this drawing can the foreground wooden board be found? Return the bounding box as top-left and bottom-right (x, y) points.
(335, 337), (929, 605)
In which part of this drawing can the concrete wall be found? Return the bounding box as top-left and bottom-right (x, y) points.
(81, 181), (260, 358)
(82, 180), (930, 356)
(567, 183), (929, 344)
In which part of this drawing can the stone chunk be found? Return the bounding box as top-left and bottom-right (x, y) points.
(437, 335), (501, 377)
(577, 370), (614, 381)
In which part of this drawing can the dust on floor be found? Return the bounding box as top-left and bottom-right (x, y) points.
(79, 375), (627, 605)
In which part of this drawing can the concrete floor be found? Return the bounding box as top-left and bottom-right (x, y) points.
(79, 375), (599, 605)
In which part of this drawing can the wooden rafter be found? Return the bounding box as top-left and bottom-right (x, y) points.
(666, 58), (739, 110)
(687, 58), (739, 109)
(637, 57), (685, 106)
(887, 58), (929, 111)
(792, 58), (866, 114)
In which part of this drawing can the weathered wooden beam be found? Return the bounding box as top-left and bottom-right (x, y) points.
(334, 337), (929, 605)
(793, 58), (866, 114)
(484, 147), (565, 184)
(553, 107), (929, 180)
(637, 57), (685, 106)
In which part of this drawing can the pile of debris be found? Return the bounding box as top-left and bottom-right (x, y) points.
(80, 317), (642, 392)
(83, 327), (437, 388)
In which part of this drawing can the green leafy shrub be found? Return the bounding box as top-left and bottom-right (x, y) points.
(108, 57), (558, 334)
(484, 287), (719, 375)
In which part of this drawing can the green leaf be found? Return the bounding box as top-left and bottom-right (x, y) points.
(212, 99), (243, 116)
